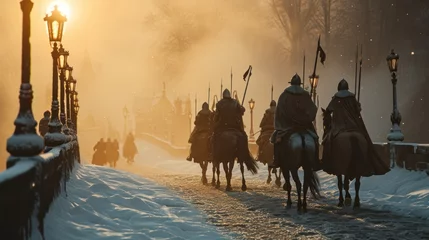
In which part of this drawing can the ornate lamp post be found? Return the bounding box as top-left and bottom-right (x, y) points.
(7, 0), (44, 159)
(386, 49), (404, 141)
(123, 106), (129, 138)
(65, 65), (74, 125)
(70, 81), (77, 130)
(248, 98), (255, 142)
(73, 98), (80, 133)
(44, 5), (68, 147)
(58, 44), (69, 125)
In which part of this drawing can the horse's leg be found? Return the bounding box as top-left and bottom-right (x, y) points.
(203, 160), (209, 184)
(223, 161), (232, 191)
(344, 176), (352, 206)
(274, 168), (282, 187)
(337, 175), (344, 207)
(302, 168), (310, 213)
(199, 161), (208, 185)
(291, 170), (302, 211)
(240, 161), (247, 191)
(353, 176), (361, 209)
(283, 169), (292, 208)
(211, 163), (216, 186)
(267, 167), (272, 184)
(215, 162), (221, 189)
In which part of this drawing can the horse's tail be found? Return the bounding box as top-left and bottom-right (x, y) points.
(301, 135), (321, 199)
(243, 150), (259, 175)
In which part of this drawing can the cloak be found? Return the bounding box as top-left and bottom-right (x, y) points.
(270, 85), (318, 143)
(188, 109), (212, 143)
(256, 107), (275, 146)
(322, 90), (390, 176)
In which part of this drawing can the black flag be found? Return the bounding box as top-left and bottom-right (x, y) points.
(243, 65), (252, 81)
(318, 42), (326, 65)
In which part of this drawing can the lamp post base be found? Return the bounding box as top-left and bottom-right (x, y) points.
(387, 124), (404, 142)
(44, 132), (71, 147)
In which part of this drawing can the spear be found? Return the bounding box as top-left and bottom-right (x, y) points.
(194, 94), (197, 116)
(271, 84), (273, 101)
(220, 78), (223, 96)
(357, 44), (363, 102)
(208, 82), (210, 104)
(242, 65), (253, 104)
(354, 42), (358, 95)
(302, 51), (306, 89)
(230, 67), (233, 93)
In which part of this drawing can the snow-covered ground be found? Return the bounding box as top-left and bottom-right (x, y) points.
(134, 139), (429, 220)
(43, 164), (230, 240)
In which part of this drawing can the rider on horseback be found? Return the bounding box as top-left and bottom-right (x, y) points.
(322, 79), (389, 177)
(187, 102), (212, 161)
(211, 89), (251, 160)
(269, 74), (321, 170)
(256, 100), (276, 164)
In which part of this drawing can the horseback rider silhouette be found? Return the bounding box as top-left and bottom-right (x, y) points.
(322, 79), (389, 178)
(256, 100), (276, 162)
(187, 102), (212, 161)
(270, 74), (321, 171)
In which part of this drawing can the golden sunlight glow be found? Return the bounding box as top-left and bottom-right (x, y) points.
(46, 1), (71, 19)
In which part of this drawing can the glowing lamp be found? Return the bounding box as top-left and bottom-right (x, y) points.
(386, 49), (399, 73)
(248, 98), (255, 110)
(309, 75), (319, 89)
(58, 44), (69, 69)
(74, 99), (80, 114)
(65, 65), (73, 80)
(44, 5), (67, 46)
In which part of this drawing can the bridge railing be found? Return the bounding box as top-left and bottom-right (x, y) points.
(0, 138), (80, 240)
(140, 130), (429, 174)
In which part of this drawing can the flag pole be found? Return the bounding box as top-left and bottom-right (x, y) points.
(302, 50), (306, 89)
(310, 36), (321, 100)
(242, 65), (252, 104)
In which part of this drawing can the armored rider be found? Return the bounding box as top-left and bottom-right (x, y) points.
(256, 100), (276, 163)
(269, 74), (321, 170)
(322, 79), (389, 176)
(187, 102), (212, 161)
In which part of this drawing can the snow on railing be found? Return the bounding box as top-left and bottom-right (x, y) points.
(0, 138), (80, 240)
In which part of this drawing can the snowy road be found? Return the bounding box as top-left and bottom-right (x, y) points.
(102, 139), (429, 240)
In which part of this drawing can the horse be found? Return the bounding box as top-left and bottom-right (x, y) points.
(123, 138), (138, 164)
(256, 139), (282, 187)
(190, 132), (212, 185)
(322, 108), (367, 209)
(276, 131), (321, 212)
(212, 129), (258, 191)
(92, 149), (106, 166)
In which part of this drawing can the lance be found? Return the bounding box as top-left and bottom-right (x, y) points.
(271, 84), (273, 101)
(242, 65), (253, 104)
(208, 82), (210, 104)
(310, 36), (321, 100)
(354, 42), (358, 95)
(230, 67), (233, 93)
(357, 44), (363, 102)
(302, 51), (306, 89)
(220, 78), (223, 96)
(194, 94), (197, 116)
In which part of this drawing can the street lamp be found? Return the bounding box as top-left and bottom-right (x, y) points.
(7, 0), (45, 159)
(65, 65), (73, 122)
(386, 49), (404, 141)
(248, 98), (255, 142)
(44, 4), (68, 147)
(58, 44), (69, 125)
(74, 97), (79, 133)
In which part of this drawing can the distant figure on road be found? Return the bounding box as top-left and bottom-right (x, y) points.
(123, 132), (138, 164)
(39, 110), (50, 136)
(92, 138), (107, 166)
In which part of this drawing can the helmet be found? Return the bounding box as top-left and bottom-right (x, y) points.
(290, 74), (301, 86)
(337, 79), (349, 91)
(270, 100), (276, 107)
(222, 89), (231, 99)
(202, 102), (209, 110)
(44, 110), (51, 117)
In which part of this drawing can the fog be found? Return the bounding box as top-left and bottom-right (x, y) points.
(1, 0), (426, 166)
